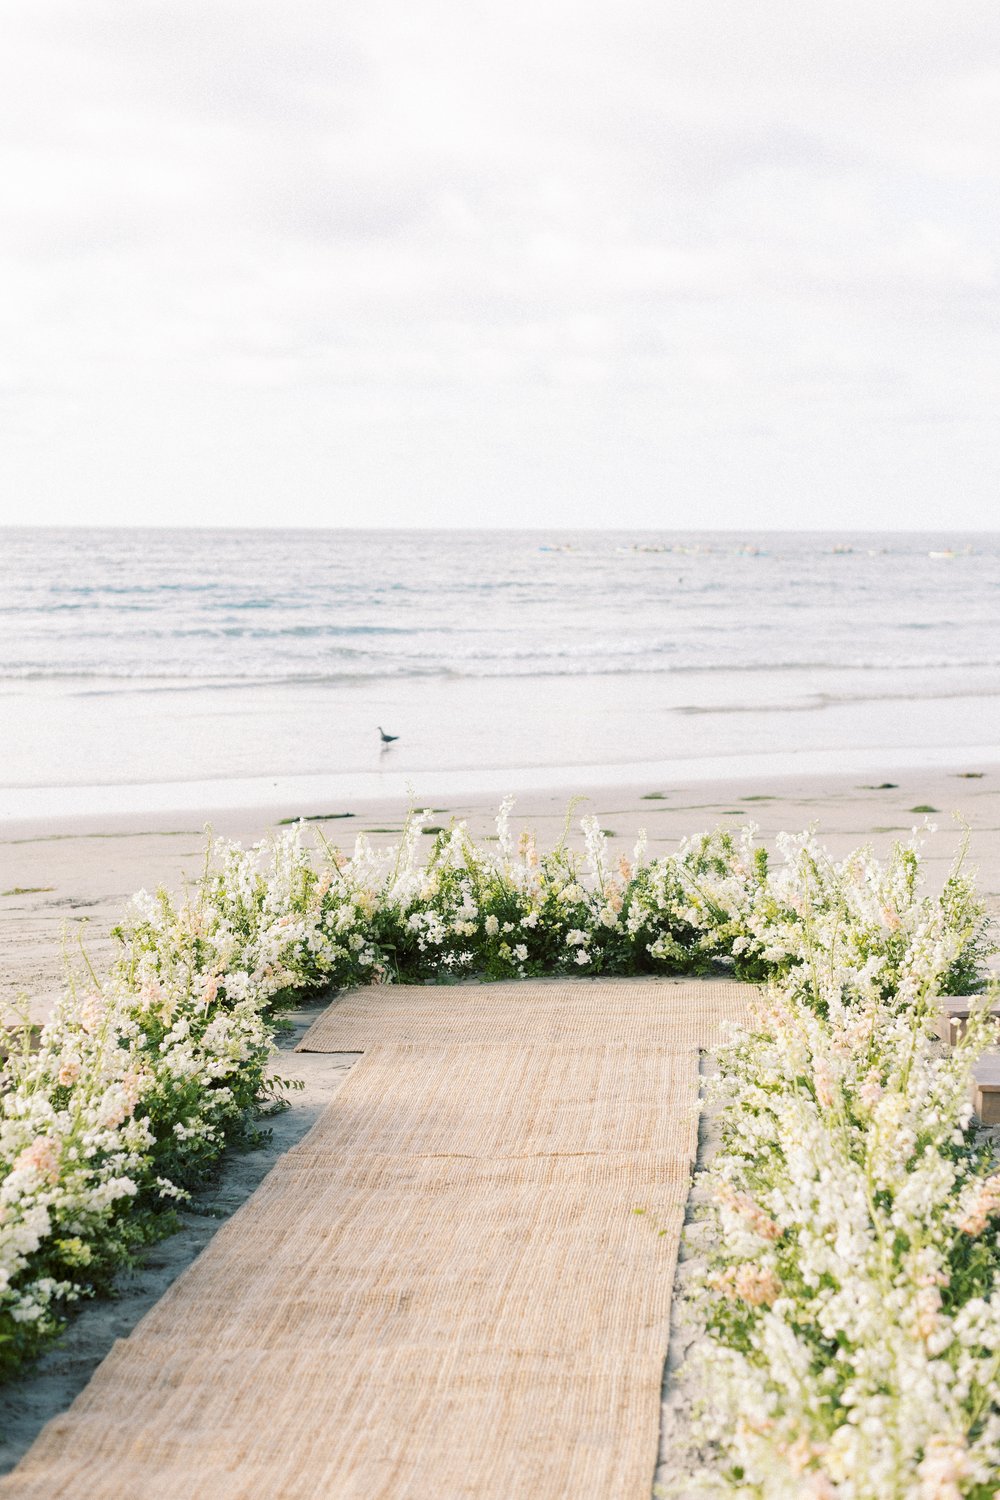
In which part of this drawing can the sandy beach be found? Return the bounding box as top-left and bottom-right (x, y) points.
(4, 760), (998, 1026)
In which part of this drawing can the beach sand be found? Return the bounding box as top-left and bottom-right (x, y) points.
(2, 761), (998, 1473)
(3, 762), (998, 1026)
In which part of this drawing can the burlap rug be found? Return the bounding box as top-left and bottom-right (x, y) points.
(4, 978), (747, 1499)
(296, 974), (751, 1052)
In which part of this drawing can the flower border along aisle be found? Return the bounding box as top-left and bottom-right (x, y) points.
(663, 835), (1000, 1499)
(1, 807), (997, 1496)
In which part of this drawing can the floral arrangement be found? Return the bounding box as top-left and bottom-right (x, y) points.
(1, 805), (997, 1498)
(663, 833), (1000, 1498)
(0, 829), (380, 1375)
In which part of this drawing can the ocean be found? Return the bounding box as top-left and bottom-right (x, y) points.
(1, 528), (998, 817)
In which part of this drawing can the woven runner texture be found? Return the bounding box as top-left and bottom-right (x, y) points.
(4, 979), (749, 1500)
(297, 974), (752, 1052)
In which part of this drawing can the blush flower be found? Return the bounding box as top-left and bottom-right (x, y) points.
(916, 1434), (970, 1499)
(710, 1263), (782, 1307)
(79, 994), (105, 1035)
(14, 1136), (60, 1183)
(956, 1173), (1000, 1236)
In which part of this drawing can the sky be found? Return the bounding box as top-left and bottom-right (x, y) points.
(1, 2), (999, 531)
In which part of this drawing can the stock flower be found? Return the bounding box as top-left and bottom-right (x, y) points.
(916, 1435), (971, 1499)
(79, 995), (105, 1035)
(955, 1173), (1000, 1236)
(716, 1186), (781, 1242)
(710, 1263), (783, 1307)
(12, 1137), (60, 1184)
(857, 1068), (883, 1110)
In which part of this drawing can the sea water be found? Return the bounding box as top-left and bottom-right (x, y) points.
(1, 528), (998, 816)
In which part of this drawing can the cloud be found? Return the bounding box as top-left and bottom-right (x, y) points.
(1, 1), (998, 527)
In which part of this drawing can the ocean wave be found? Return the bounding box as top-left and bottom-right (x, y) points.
(3, 658), (1000, 691)
(675, 685), (1000, 715)
(3, 530), (999, 701)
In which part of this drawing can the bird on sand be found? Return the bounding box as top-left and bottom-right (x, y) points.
(378, 726), (399, 745)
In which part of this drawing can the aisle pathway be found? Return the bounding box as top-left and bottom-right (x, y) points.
(3, 978), (749, 1500)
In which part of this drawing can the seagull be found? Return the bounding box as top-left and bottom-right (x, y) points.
(378, 726), (399, 745)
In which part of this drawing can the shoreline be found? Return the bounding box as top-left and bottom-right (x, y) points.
(4, 659), (1000, 814)
(3, 739), (999, 826)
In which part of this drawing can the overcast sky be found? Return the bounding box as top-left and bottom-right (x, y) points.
(2, 2), (999, 530)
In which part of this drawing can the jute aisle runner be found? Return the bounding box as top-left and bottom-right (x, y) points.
(4, 978), (749, 1500)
